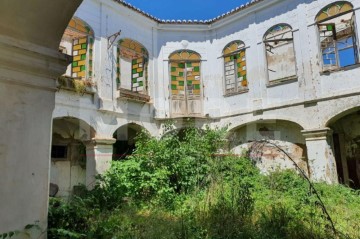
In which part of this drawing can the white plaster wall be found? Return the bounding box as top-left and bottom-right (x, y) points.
(51, 0), (360, 186)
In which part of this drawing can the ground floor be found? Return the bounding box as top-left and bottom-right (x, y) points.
(50, 91), (360, 197)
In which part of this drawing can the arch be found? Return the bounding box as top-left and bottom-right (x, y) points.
(325, 106), (360, 127)
(227, 117), (305, 135)
(117, 38), (149, 94)
(65, 17), (94, 37)
(112, 123), (147, 160)
(223, 40), (245, 55)
(263, 23), (293, 40)
(52, 116), (96, 141)
(315, 1), (353, 23)
(228, 119), (308, 176)
(169, 50), (201, 61)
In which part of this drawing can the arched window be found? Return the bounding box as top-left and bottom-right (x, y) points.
(60, 17), (94, 79)
(117, 39), (149, 95)
(169, 50), (202, 117)
(223, 41), (247, 95)
(316, 1), (357, 70)
(264, 24), (296, 83)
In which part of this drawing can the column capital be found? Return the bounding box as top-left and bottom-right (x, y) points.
(301, 128), (333, 141)
(85, 138), (116, 147)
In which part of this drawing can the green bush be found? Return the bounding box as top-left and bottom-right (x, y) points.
(48, 125), (360, 239)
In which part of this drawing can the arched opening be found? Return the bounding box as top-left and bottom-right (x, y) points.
(112, 123), (144, 160)
(50, 117), (95, 197)
(328, 109), (360, 189)
(315, 1), (357, 71)
(58, 17), (94, 90)
(116, 38), (149, 101)
(228, 120), (308, 175)
(169, 50), (202, 117)
(264, 24), (296, 83)
(222, 40), (248, 95)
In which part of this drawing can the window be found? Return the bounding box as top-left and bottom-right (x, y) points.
(51, 145), (68, 160)
(60, 17), (94, 79)
(223, 41), (248, 95)
(316, 2), (357, 71)
(169, 50), (202, 117)
(264, 24), (296, 83)
(117, 39), (149, 95)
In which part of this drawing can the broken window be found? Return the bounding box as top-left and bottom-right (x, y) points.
(316, 2), (357, 71)
(264, 24), (296, 82)
(169, 50), (202, 117)
(60, 17), (94, 79)
(223, 41), (248, 95)
(117, 39), (149, 95)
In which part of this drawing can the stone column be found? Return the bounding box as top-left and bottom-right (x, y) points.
(85, 138), (116, 189)
(0, 1), (81, 236)
(302, 128), (338, 184)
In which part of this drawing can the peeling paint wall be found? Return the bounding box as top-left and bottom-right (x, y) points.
(229, 120), (308, 175)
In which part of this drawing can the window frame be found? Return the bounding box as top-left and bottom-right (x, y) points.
(315, 1), (359, 72)
(116, 38), (149, 96)
(222, 40), (249, 96)
(263, 23), (298, 85)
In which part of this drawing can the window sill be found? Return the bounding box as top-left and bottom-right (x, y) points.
(266, 75), (298, 88)
(57, 75), (96, 95)
(224, 88), (249, 97)
(320, 63), (360, 75)
(117, 88), (150, 103)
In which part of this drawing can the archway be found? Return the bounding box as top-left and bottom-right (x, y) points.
(228, 120), (308, 175)
(327, 109), (360, 189)
(50, 117), (95, 197)
(112, 123), (144, 160)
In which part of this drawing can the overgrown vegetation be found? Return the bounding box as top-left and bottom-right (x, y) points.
(48, 125), (360, 239)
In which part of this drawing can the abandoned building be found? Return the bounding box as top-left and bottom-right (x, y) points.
(1, 0), (360, 237)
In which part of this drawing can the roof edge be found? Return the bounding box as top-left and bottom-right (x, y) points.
(112, 0), (265, 25)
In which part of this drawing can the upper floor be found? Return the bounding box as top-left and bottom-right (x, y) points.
(57, 0), (360, 119)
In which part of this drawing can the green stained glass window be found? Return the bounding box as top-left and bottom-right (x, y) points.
(132, 59), (137, 64)
(171, 84), (177, 90)
(179, 72), (184, 77)
(139, 81), (143, 86)
(72, 62), (78, 67)
(139, 72), (143, 77)
(81, 54), (86, 60)
(171, 67), (177, 72)
(178, 63), (185, 68)
(194, 84), (200, 90)
(81, 44), (87, 49)
(132, 78), (137, 83)
(186, 62), (192, 67)
(179, 81), (184, 86)
(80, 65), (86, 71)
(194, 66), (200, 72)
(187, 81), (192, 85)
(132, 69), (137, 74)
(171, 76), (177, 81)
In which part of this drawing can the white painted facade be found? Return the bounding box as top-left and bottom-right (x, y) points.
(51, 0), (360, 195)
(2, 0), (360, 236)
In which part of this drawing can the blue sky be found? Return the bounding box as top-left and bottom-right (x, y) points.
(124, 0), (251, 20)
